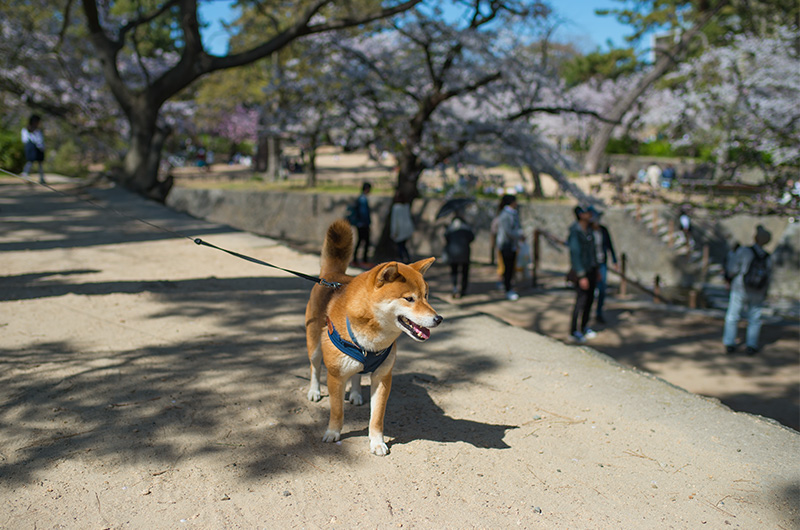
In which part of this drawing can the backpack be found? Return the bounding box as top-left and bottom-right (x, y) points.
(346, 199), (360, 225)
(742, 246), (770, 289)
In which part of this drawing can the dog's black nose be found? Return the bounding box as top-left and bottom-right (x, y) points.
(433, 315), (443, 326)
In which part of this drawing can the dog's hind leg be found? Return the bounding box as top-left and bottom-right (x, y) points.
(307, 343), (323, 402)
(347, 374), (363, 406)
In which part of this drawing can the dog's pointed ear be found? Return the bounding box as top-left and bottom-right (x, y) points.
(409, 257), (435, 275)
(376, 262), (401, 287)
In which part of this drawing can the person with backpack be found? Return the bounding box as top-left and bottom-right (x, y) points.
(722, 225), (773, 355)
(348, 182), (372, 266)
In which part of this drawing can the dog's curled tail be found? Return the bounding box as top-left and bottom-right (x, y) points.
(321, 219), (354, 276)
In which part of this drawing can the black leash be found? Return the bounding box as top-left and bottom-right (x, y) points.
(0, 168), (342, 289)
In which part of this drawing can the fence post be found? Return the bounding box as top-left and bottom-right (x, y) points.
(701, 244), (710, 280)
(532, 229), (540, 287)
(635, 203), (641, 222)
(653, 274), (661, 303)
(620, 253), (628, 297)
(668, 219), (675, 247)
(688, 289), (698, 309)
(652, 208), (659, 234)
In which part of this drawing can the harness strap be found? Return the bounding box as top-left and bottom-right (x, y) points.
(327, 317), (394, 374)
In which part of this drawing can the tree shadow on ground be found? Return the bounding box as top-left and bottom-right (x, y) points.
(0, 270), (516, 485)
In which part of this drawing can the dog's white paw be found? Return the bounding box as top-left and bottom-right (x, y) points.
(322, 429), (341, 443)
(370, 438), (389, 456)
(347, 391), (364, 406)
(307, 388), (321, 402)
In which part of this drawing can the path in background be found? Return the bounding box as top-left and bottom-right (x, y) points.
(423, 263), (799, 432)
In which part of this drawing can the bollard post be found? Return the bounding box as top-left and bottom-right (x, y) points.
(668, 219), (675, 247)
(620, 253), (628, 298)
(532, 229), (540, 288)
(635, 203), (641, 222)
(701, 244), (710, 279)
(654, 274), (661, 303)
(652, 208), (659, 234)
(688, 289), (698, 309)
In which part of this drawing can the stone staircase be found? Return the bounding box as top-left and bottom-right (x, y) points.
(625, 204), (728, 308)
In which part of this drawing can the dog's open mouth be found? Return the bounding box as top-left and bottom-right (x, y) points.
(398, 315), (431, 341)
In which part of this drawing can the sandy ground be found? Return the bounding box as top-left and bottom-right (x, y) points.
(1, 180), (799, 529)
(422, 266), (800, 434)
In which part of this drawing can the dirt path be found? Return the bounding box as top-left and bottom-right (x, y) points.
(1, 182), (798, 529)
(422, 265), (800, 432)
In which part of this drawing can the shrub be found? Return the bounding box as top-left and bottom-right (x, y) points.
(0, 127), (25, 173)
(51, 139), (89, 178)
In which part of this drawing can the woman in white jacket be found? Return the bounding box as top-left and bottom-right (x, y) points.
(22, 114), (46, 183)
(390, 192), (415, 263)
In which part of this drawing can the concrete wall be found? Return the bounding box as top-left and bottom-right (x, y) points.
(166, 188), (798, 299)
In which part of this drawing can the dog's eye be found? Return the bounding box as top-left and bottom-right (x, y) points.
(404, 296), (415, 302)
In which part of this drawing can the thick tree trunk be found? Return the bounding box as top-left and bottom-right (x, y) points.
(372, 151), (423, 261)
(582, 6), (723, 175)
(305, 137), (318, 188)
(120, 103), (172, 201)
(528, 166), (544, 198)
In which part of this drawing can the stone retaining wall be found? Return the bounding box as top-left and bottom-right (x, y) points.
(166, 188), (798, 299)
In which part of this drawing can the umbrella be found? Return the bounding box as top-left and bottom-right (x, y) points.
(436, 197), (475, 219)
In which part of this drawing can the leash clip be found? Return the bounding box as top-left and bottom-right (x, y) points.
(319, 279), (342, 290)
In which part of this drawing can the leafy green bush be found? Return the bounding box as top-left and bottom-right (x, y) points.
(639, 140), (674, 157)
(0, 127), (25, 173)
(51, 139), (89, 178)
(605, 136), (640, 155)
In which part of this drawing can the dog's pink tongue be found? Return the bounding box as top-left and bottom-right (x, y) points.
(415, 323), (431, 340)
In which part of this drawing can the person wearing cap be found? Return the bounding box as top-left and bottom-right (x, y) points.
(722, 225), (773, 355)
(567, 205), (599, 342)
(588, 206), (618, 324)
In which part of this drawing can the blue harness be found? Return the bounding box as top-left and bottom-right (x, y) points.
(327, 317), (394, 374)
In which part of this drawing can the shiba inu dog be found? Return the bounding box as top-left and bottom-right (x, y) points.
(305, 219), (442, 455)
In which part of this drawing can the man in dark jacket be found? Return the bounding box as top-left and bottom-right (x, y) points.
(568, 205), (598, 343)
(444, 215), (475, 298)
(351, 182), (372, 265)
(588, 206), (618, 324)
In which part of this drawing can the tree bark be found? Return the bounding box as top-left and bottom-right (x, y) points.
(582, 5), (724, 174)
(305, 136), (318, 188)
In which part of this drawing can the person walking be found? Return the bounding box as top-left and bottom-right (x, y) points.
(588, 206), (618, 324)
(679, 207), (694, 249)
(723, 225), (773, 355)
(22, 114), (46, 184)
(350, 182), (372, 266)
(646, 162), (662, 189)
(444, 215), (475, 299)
(495, 194), (524, 301)
(568, 205), (599, 342)
(390, 192), (415, 263)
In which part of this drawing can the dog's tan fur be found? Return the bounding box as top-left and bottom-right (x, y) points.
(305, 219), (442, 455)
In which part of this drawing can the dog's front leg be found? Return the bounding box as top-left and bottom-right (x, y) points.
(322, 374), (345, 443)
(368, 369), (393, 456)
(347, 374), (363, 405)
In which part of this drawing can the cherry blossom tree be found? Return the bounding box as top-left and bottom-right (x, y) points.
(59, 0), (425, 199)
(648, 27), (800, 182)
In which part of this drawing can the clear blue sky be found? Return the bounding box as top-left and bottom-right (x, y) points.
(199, 0), (635, 56)
(552, 0), (634, 51)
